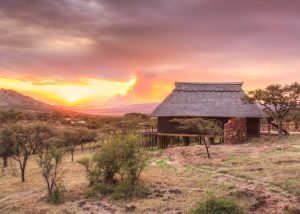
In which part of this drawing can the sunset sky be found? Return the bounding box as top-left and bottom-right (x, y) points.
(0, 0), (299, 107)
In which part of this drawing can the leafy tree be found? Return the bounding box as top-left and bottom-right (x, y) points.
(286, 107), (300, 130)
(78, 134), (148, 200)
(61, 129), (82, 162)
(78, 129), (97, 151)
(243, 82), (300, 136)
(0, 109), (23, 168)
(172, 118), (223, 158)
(0, 109), (22, 124)
(4, 122), (52, 182)
(92, 138), (121, 184)
(37, 145), (66, 204)
(0, 128), (15, 168)
(61, 128), (97, 161)
(118, 134), (148, 185)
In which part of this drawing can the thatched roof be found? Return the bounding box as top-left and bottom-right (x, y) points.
(151, 82), (266, 118)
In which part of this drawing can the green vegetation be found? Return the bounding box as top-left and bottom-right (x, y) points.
(37, 146), (66, 204)
(78, 134), (148, 200)
(189, 192), (244, 214)
(0, 101), (299, 213)
(243, 82), (300, 136)
(172, 118), (223, 157)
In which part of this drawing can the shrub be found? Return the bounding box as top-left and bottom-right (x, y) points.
(189, 192), (243, 214)
(118, 134), (148, 185)
(49, 181), (66, 204)
(38, 146), (66, 204)
(85, 182), (115, 199)
(78, 134), (148, 200)
(111, 180), (149, 200)
(92, 138), (121, 184)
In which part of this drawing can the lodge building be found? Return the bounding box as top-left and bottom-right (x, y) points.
(146, 82), (266, 147)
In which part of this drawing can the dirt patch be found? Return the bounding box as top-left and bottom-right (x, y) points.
(148, 183), (184, 200)
(158, 142), (300, 214)
(217, 176), (298, 214)
(76, 199), (118, 214)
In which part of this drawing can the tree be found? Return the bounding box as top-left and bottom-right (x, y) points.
(5, 122), (52, 182)
(0, 109), (22, 124)
(0, 128), (15, 168)
(243, 82), (300, 136)
(78, 134), (148, 200)
(118, 134), (148, 185)
(92, 138), (121, 184)
(172, 118), (223, 158)
(38, 145), (66, 204)
(61, 129), (82, 162)
(78, 129), (97, 151)
(286, 107), (300, 130)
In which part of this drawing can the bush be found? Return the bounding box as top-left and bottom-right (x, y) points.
(92, 138), (121, 184)
(189, 192), (243, 214)
(111, 180), (149, 200)
(78, 134), (148, 200)
(49, 181), (65, 204)
(118, 134), (148, 185)
(85, 182), (115, 199)
(38, 146), (66, 204)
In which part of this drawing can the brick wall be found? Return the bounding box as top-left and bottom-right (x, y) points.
(224, 118), (247, 144)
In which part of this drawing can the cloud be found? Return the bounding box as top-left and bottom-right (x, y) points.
(0, 0), (300, 105)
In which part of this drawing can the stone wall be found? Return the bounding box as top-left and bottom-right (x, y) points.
(224, 118), (247, 144)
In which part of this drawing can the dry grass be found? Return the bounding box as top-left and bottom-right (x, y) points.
(0, 135), (299, 214)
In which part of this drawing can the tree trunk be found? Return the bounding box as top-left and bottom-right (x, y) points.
(203, 141), (211, 158)
(71, 151), (74, 162)
(278, 118), (283, 136)
(2, 155), (8, 168)
(21, 168), (25, 182)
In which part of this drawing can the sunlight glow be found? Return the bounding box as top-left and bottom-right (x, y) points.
(0, 77), (136, 107)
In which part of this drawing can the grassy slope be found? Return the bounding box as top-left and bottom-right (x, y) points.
(0, 135), (299, 214)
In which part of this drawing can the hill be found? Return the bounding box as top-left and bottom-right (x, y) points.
(0, 89), (55, 111)
(0, 89), (158, 115)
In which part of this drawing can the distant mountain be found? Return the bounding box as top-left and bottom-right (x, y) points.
(64, 103), (159, 115)
(0, 89), (66, 113)
(0, 88), (159, 115)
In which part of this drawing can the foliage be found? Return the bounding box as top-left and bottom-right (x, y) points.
(37, 145), (66, 204)
(243, 82), (300, 136)
(172, 118), (223, 158)
(0, 109), (23, 124)
(92, 138), (121, 184)
(78, 134), (148, 200)
(111, 180), (149, 200)
(118, 134), (148, 185)
(60, 128), (96, 162)
(3, 122), (52, 182)
(0, 128), (15, 168)
(189, 192), (243, 214)
(286, 107), (300, 129)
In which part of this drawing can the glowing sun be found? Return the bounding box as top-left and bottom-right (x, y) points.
(66, 97), (78, 103)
